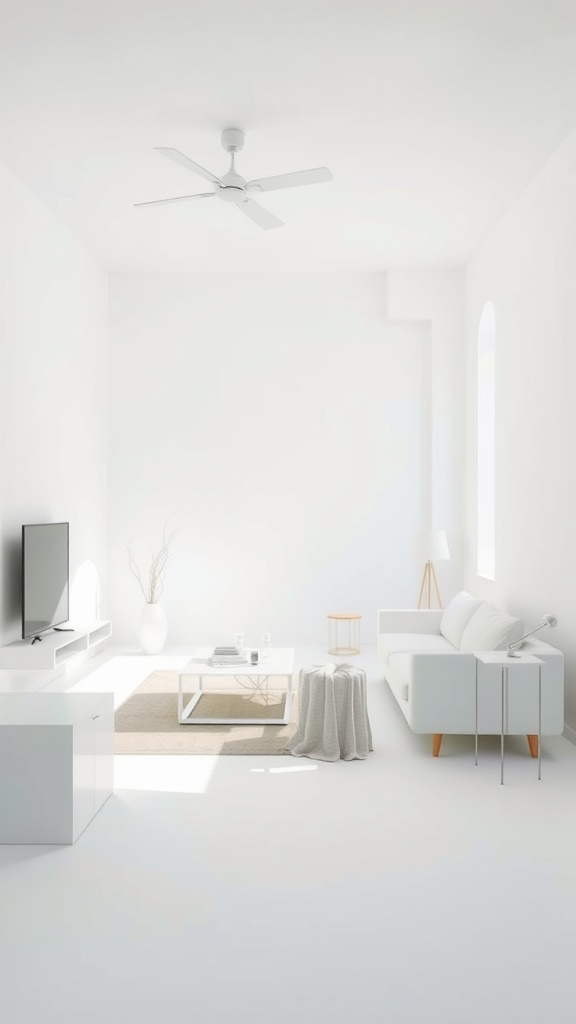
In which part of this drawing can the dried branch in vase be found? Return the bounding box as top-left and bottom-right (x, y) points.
(127, 522), (176, 604)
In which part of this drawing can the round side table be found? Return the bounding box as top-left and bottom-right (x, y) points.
(327, 612), (361, 656)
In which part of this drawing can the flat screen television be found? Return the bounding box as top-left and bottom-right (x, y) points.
(22, 522), (69, 640)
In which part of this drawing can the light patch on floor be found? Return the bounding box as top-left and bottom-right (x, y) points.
(113, 754), (219, 794)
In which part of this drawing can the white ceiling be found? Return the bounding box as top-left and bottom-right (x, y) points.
(2, 0), (576, 272)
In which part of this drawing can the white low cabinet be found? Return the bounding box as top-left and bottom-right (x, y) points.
(0, 692), (114, 844)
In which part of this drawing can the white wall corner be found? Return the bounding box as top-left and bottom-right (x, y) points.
(385, 269), (464, 326)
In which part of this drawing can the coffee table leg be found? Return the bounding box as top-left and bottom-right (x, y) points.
(284, 673), (292, 723)
(178, 673), (184, 723)
(178, 674), (205, 723)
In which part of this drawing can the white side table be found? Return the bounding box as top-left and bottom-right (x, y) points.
(475, 652), (544, 785)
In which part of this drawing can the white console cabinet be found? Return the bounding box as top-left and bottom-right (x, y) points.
(0, 692), (114, 844)
(0, 620), (112, 669)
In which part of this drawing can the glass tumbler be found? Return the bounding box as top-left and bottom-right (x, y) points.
(260, 633), (271, 659)
(234, 632), (244, 653)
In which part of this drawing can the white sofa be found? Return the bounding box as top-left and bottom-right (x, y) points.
(377, 591), (564, 756)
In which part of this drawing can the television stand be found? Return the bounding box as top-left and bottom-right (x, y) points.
(0, 621), (112, 669)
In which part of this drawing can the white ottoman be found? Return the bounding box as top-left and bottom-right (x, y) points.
(286, 663), (373, 762)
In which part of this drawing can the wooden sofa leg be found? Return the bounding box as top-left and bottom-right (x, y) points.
(527, 735), (538, 758)
(432, 734), (443, 757)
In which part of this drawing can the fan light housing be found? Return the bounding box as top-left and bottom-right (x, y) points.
(217, 168), (247, 203)
(217, 185), (246, 204)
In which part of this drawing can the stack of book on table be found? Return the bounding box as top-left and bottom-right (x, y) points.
(210, 646), (248, 666)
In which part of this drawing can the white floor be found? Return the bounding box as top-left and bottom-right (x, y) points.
(2, 643), (576, 1024)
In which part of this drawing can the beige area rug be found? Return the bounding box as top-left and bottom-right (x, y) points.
(115, 670), (298, 755)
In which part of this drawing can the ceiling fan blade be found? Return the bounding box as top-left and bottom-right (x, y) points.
(237, 198), (284, 230)
(247, 166), (333, 192)
(154, 147), (223, 185)
(133, 192), (215, 208)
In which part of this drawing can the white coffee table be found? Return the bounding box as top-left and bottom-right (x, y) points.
(178, 647), (295, 725)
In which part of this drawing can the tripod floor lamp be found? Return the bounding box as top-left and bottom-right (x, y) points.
(414, 529), (450, 609)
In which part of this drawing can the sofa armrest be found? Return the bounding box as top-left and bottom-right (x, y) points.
(408, 652), (476, 732)
(377, 609), (444, 635)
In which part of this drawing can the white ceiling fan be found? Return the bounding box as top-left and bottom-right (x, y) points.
(134, 128), (333, 229)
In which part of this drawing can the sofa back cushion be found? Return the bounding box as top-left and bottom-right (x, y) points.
(440, 591), (482, 648)
(459, 601), (523, 651)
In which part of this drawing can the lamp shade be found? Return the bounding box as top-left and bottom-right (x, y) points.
(413, 529), (450, 562)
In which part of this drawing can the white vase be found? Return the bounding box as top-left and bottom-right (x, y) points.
(138, 603), (168, 654)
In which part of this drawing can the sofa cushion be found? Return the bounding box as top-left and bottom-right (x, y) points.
(378, 632), (455, 665)
(440, 591), (482, 647)
(459, 602), (523, 651)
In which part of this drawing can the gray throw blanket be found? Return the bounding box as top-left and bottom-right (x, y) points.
(285, 663), (373, 761)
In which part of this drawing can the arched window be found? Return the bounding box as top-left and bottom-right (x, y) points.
(477, 302), (495, 579)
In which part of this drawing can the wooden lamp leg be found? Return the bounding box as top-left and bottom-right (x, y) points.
(430, 562), (443, 608)
(417, 562), (444, 609)
(416, 563), (426, 608)
(526, 735), (538, 758)
(417, 562), (432, 609)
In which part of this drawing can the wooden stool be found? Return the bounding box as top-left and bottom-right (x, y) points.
(327, 613), (361, 656)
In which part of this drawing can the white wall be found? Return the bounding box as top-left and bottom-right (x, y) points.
(0, 159), (466, 663)
(464, 126), (576, 731)
(385, 269), (466, 605)
(108, 272), (441, 645)
(0, 160), (108, 645)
